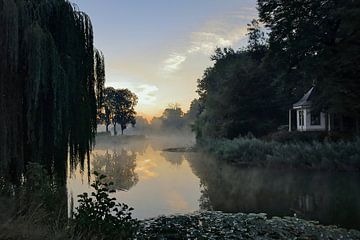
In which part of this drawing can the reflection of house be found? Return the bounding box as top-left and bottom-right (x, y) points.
(289, 87), (359, 132)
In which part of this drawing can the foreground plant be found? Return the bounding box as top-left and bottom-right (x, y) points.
(73, 171), (138, 240)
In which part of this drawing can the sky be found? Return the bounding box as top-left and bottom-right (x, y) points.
(70, 0), (258, 119)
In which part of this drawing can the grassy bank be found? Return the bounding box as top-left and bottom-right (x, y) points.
(198, 137), (360, 171)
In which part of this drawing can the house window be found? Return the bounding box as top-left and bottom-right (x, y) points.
(298, 110), (304, 126)
(311, 112), (321, 125)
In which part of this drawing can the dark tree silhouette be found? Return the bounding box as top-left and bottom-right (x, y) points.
(195, 47), (280, 138)
(0, 0), (104, 182)
(161, 104), (185, 130)
(258, 0), (360, 116)
(99, 88), (138, 135)
(101, 87), (117, 133)
(113, 89), (138, 135)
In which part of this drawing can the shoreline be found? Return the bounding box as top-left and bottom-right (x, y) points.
(137, 211), (360, 239)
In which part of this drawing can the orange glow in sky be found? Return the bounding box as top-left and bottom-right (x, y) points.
(71, 0), (257, 117)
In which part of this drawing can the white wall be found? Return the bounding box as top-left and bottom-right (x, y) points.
(296, 108), (326, 131)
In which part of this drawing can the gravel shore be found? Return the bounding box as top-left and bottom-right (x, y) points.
(136, 211), (360, 240)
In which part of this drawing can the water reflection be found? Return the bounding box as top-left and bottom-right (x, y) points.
(160, 151), (185, 166)
(68, 136), (201, 220)
(92, 150), (138, 191)
(68, 136), (360, 229)
(187, 153), (360, 229)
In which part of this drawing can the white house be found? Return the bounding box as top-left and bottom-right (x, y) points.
(289, 87), (328, 132)
(289, 87), (360, 133)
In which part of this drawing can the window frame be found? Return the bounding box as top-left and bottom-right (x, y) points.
(310, 111), (321, 126)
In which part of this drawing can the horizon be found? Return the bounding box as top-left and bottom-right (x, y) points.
(70, 0), (257, 119)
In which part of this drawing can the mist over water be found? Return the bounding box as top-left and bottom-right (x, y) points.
(68, 134), (199, 219)
(68, 135), (360, 229)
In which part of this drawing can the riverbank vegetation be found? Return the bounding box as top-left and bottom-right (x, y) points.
(197, 137), (360, 171)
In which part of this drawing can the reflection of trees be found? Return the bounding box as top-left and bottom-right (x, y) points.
(160, 151), (185, 166)
(94, 135), (149, 155)
(188, 153), (360, 230)
(199, 181), (212, 211)
(92, 150), (139, 191)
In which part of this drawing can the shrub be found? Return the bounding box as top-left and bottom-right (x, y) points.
(73, 171), (138, 240)
(0, 163), (68, 240)
(199, 137), (360, 171)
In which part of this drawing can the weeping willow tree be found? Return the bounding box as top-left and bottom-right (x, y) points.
(0, 0), (105, 183)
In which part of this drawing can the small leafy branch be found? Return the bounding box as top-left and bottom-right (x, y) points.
(73, 171), (138, 240)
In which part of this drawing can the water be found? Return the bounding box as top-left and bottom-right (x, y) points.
(67, 136), (360, 230)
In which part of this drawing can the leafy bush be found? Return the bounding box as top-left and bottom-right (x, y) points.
(199, 137), (360, 171)
(73, 171), (138, 240)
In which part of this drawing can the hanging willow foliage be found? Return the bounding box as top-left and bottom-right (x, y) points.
(95, 49), (106, 114)
(0, 0), (105, 183)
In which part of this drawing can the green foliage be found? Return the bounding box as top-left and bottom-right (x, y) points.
(0, 0), (105, 181)
(194, 1), (360, 142)
(199, 137), (360, 171)
(21, 163), (67, 221)
(195, 47), (282, 139)
(95, 49), (106, 113)
(161, 104), (185, 130)
(258, 0), (360, 115)
(73, 171), (138, 240)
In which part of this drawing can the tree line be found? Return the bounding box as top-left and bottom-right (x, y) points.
(193, 0), (360, 140)
(127, 101), (201, 136)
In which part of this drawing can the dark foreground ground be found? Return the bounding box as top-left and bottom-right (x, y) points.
(136, 211), (360, 240)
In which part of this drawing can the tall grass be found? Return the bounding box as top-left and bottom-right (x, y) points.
(0, 165), (138, 240)
(0, 164), (69, 240)
(198, 137), (360, 170)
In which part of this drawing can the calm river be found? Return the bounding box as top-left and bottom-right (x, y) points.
(67, 136), (360, 230)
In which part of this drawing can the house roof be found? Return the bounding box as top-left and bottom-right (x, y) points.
(293, 87), (314, 108)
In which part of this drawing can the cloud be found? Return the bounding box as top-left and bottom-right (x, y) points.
(160, 13), (251, 74)
(188, 30), (241, 55)
(136, 84), (159, 106)
(162, 53), (187, 73)
(106, 80), (159, 106)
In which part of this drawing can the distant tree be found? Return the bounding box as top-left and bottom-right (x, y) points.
(113, 89), (138, 135)
(101, 87), (116, 133)
(161, 104), (185, 130)
(99, 88), (138, 135)
(184, 99), (202, 123)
